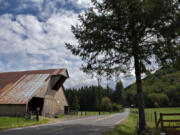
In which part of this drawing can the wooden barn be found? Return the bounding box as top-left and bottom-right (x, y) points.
(0, 69), (69, 117)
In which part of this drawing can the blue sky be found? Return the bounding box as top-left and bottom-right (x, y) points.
(0, 0), (135, 88)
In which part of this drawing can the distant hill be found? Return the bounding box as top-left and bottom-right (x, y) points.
(125, 68), (180, 108)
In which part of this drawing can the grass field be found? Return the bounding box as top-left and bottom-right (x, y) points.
(106, 114), (138, 135)
(77, 111), (120, 116)
(0, 117), (49, 130)
(132, 107), (180, 127)
(66, 109), (124, 117)
(145, 107), (180, 127)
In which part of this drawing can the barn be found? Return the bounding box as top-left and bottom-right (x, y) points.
(0, 69), (69, 117)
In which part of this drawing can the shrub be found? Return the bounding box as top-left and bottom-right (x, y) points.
(101, 97), (112, 111)
(112, 103), (121, 112)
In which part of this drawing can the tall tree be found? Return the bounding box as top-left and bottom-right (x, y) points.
(71, 94), (80, 110)
(113, 81), (125, 105)
(66, 0), (180, 132)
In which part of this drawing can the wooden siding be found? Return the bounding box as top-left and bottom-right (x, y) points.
(0, 104), (26, 116)
(42, 86), (68, 116)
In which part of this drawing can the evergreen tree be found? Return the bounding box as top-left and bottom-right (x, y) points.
(71, 94), (80, 110)
(66, 0), (180, 132)
(113, 81), (125, 105)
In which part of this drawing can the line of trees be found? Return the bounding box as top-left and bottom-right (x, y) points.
(65, 81), (125, 112)
(65, 67), (180, 111)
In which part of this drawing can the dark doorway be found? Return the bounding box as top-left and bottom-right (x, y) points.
(64, 106), (69, 114)
(28, 97), (44, 114)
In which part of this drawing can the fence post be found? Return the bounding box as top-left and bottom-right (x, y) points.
(154, 112), (158, 129)
(160, 113), (164, 131)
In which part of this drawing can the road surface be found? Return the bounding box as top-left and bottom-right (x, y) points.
(0, 109), (129, 135)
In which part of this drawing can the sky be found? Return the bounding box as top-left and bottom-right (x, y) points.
(0, 0), (136, 89)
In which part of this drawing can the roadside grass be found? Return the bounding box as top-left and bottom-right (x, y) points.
(77, 109), (124, 117)
(57, 114), (65, 119)
(0, 116), (49, 130)
(105, 114), (138, 135)
(77, 111), (119, 116)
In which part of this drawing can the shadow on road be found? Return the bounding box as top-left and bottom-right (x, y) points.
(0, 124), (111, 135)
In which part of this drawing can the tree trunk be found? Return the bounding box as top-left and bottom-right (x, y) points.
(134, 56), (146, 133)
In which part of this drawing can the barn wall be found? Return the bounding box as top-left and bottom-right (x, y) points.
(42, 86), (68, 116)
(0, 104), (26, 117)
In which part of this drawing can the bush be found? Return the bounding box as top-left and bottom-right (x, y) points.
(112, 103), (123, 112)
(101, 97), (112, 111)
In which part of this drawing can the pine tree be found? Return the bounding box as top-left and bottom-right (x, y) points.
(66, 0), (180, 132)
(113, 81), (125, 105)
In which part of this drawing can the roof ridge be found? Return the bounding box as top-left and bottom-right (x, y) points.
(0, 68), (66, 74)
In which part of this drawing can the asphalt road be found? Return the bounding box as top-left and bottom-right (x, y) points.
(0, 109), (129, 135)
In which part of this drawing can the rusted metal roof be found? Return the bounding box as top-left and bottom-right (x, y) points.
(0, 74), (49, 104)
(0, 68), (68, 92)
(0, 68), (69, 104)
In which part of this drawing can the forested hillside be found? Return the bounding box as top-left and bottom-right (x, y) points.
(126, 68), (180, 108)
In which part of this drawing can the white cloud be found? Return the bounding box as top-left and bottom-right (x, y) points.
(0, 0), (136, 89)
(0, 10), (108, 88)
(76, 0), (92, 8)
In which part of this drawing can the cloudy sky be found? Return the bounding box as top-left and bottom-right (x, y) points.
(0, 0), (136, 89)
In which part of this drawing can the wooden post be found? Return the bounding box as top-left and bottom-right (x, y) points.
(160, 113), (164, 131)
(151, 112), (152, 122)
(97, 77), (101, 116)
(36, 107), (40, 121)
(154, 112), (158, 129)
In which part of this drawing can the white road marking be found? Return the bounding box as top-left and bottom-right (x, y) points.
(114, 119), (124, 125)
(95, 115), (114, 122)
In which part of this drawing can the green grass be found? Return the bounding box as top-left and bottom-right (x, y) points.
(145, 107), (180, 127)
(76, 110), (124, 117)
(77, 111), (118, 116)
(57, 114), (65, 119)
(132, 107), (180, 127)
(0, 117), (49, 130)
(106, 108), (180, 135)
(105, 114), (138, 135)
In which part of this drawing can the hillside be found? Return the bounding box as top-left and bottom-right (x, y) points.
(125, 68), (180, 108)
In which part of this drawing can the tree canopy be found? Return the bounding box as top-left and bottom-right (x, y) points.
(67, 0), (180, 75)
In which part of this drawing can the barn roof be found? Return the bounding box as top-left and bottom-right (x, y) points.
(0, 69), (69, 104)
